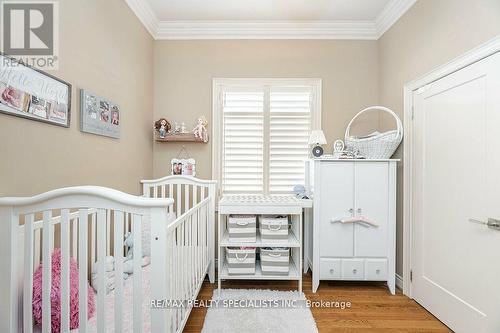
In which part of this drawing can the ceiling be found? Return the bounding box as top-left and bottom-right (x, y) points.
(125, 0), (417, 40)
(147, 0), (390, 21)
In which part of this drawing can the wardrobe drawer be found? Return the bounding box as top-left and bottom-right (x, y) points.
(319, 258), (341, 279)
(341, 259), (364, 279)
(365, 259), (388, 281)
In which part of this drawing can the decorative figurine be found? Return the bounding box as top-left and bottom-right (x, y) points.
(154, 118), (171, 139)
(174, 122), (181, 133)
(181, 122), (188, 133)
(193, 116), (208, 142)
(293, 185), (309, 199)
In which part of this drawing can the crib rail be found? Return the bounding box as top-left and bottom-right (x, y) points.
(141, 175), (216, 284)
(166, 197), (210, 332)
(142, 175), (217, 333)
(0, 186), (173, 333)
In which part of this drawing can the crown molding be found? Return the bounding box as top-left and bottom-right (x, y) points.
(156, 21), (378, 40)
(125, 0), (417, 40)
(124, 0), (159, 37)
(375, 0), (418, 38)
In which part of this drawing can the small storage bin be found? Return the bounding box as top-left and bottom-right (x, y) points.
(228, 215), (256, 243)
(226, 247), (256, 275)
(259, 215), (288, 243)
(261, 247), (290, 276)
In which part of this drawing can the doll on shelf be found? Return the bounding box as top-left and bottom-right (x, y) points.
(154, 118), (171, 139)
(192, 116), (208, 142)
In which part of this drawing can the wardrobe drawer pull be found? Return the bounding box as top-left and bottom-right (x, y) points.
(330, 269), (334, 274)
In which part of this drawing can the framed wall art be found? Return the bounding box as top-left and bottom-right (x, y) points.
(0, 53), (71, 127)
(80, 89), (120, 138)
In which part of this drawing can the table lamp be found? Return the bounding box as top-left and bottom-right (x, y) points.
(308, 130), (327, 157)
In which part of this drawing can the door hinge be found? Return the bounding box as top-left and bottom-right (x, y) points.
(410, 270), (413, 282)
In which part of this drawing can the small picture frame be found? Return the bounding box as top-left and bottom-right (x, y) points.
(171, 158), (196, 176)
(80, 89), (120, 138)
(332, 139), (345, 159)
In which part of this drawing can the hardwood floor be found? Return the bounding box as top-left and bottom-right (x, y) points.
(184, 273), (451, 332)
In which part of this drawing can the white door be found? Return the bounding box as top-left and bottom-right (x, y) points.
(412, 51), (500, 332)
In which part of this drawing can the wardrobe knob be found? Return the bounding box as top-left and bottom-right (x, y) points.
(376, 269), (380, 274)
(330, 269), (334, 274)
(353, 269), (357, 274)
(348, 208), (354, 214)
(357, 208), (362, 214)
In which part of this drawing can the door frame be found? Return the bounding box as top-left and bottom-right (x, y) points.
(402, 35), (500, 297)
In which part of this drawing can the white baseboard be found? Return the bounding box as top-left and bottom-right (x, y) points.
(396, 273), (403, 290)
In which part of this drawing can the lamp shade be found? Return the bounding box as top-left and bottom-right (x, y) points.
(308, 130), (327, 145)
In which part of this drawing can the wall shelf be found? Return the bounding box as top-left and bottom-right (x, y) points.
(153, 131), (208, 143)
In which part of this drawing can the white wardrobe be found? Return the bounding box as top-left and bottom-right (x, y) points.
(304, 159), (397, 294)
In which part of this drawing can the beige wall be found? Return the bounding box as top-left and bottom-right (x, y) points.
(379, 0), (500, 274)
(153, 40), (380, 180)
(0, 0), (154, 196)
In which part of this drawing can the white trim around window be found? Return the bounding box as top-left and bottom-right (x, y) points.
(212, 78), (322, 196)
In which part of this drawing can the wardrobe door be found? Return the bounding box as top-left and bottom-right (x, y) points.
(354, 162), (389, 257)
(319, 162), (354, 257)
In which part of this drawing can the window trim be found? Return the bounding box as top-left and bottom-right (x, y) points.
(212, 78), (322, 196)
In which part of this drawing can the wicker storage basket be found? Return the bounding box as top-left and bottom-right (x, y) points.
(344, 106), (403, 159)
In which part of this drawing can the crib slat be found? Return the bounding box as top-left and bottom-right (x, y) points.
(78, 209), (88, 333)
(190, 216), (194, 298)
(193, 186), (198, 205)
(133, 214), (143, 333)
(114, 211), (124, 333)
(197, 211), (200, 288)
(169, 184), (174, 213)
(42, 210), (52, 333)
(91, 213), (96, 266)
(23, 214), (34, 333)
(106, 210), (111, 255)
(34, 229), (41, 269)
(181, 222), (186, 319)
(176, 227), (180, 329)
(176, 185), (181, 215)
(161, 185), (166, 198)
(97, 209), (106, 333)
(60, 210), (71, 333)
(72, 218), (78, 260)
(185, 185), (190, 214)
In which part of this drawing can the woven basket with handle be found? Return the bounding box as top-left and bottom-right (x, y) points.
(344, 106), (403, 159)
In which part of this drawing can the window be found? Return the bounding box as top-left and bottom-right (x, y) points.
(213, 79), (321, 195)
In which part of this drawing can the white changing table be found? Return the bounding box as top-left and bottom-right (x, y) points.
(218, 195), (310, 292)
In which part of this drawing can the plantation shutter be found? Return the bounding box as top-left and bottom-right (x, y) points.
(222, 88), (264, 193)
(269, 87), (312, 193)
(220, 83), (315, 195)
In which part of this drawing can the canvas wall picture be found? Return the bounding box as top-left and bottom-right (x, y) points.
(0, 54), (71, 127)
(80, 89), (120, 138)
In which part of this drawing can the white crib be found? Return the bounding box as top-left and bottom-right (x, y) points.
(0, 175), (216, 333)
